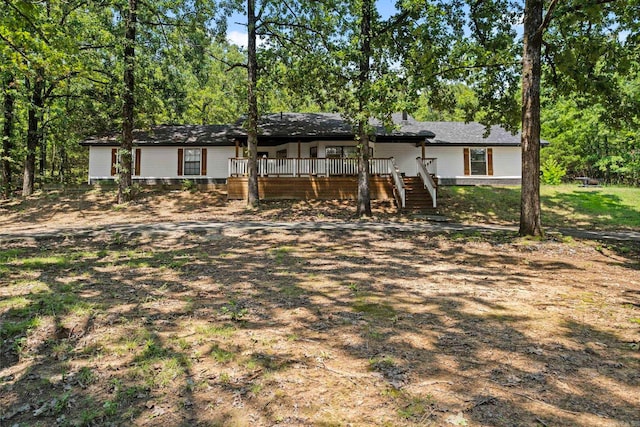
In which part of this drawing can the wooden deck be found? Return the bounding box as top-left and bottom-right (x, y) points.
(227, 176), (395, 200)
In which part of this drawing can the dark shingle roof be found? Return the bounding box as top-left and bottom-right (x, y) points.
(228, 112), (436, 143)
(423, 121), (521, 146)
(80, 115), (532, 147)
(79, 125), (233, 146)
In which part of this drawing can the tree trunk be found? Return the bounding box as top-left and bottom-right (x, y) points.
(519, 0), (544, 237)
(118, 0), (137, 204)
(23, 69), (45, 197)
(2, 74), (15, 199)
(39, 127), (46, 177)
(246, 0), (259, 207)
(357, 123), (372, 216)
(356, 0), (372, 217)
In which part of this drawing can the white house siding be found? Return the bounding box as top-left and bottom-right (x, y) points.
(87, 146), (235, 183)
(88, 143), (521, 185)
(426, 146), (521, 185)
(491, 146), (520, 177)
(426, 147), (466, 177)
(206, 147), (236, 178)
(141, 147), (179, 178)
(375, 143), (421, 176)
(270, 142), (312, 158)
(88, 146), (115, 180)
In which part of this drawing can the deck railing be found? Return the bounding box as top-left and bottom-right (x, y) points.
(416, 157), (437, 208)
(421, 157), (437, 175)
(389, 157), (405, 208)
(229, 157), (393, 177)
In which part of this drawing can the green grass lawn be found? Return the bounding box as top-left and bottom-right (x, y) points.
(438, 184), (640, 230)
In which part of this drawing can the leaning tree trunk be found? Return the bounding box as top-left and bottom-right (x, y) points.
(246, 0), (259, 207)
(23, 69), (45, 197)
(118, 0), (137, 204)
(2, 74), (15, 199)
(356, 0), (372, 217)
(519, 0), (544, 237)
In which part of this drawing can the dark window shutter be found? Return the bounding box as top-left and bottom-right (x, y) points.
(463, 148), (470, 175)
(111, 148), (117, 176)
(177, 148), (184, 175)
(487, 148), (493, 176)
(201, 148), (207, 175)
(134, 148), (141, 176)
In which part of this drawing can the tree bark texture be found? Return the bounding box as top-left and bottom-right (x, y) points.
(23, 69), (45, 197)
(118, 0), (137, 204)
(519, 0), (544, 237)
(2, 74), (15, 199)
(357, 124), (372, 216)
(357, 0), (372, 217)
(246, 0), (259, 207)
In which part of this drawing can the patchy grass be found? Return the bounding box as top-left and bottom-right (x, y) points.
(0, 188), (639, 425)
(1, 228), (638, 426)
(439, 185), (640, 230)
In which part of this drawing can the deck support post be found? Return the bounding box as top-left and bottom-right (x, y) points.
(297, 140), (301, 177)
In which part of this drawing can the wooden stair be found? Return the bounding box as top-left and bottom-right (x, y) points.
(401, 176), (437, 212)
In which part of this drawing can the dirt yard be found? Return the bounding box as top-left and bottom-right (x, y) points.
(1, 188), (639, 426)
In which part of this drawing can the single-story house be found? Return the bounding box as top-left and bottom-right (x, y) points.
(80, 112), (526, 209)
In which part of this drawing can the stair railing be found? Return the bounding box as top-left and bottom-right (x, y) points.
(416, 157), (437, 208)
(389, 157), (405, 208)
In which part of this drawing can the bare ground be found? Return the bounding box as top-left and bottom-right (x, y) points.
(1, 188), (639, 426)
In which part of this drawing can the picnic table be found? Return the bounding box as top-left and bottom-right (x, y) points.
(574, 176), (601, 187)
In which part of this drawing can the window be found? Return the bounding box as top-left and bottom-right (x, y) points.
(178, 148), (207, 176)
(184, 148), (201, 175)
(470, 148), (486, 175)
(111, 148), (141, 176)
(310, 146), (318, 158)
(463, 147), (493, 176)
(276, 149), (287, 158)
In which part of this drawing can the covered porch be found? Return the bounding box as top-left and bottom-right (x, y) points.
(227, 157), (438, 210)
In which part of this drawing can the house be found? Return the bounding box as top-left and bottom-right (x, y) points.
(80, 113), (525, 209)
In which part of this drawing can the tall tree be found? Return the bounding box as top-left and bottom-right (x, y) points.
(355, 0), (373, 216)
(22, 68), (44, 196)
(518, 0), (637, 235)
(1, 73), (15, 198)
(268, 1), (410, 216)
(520, 0), (545, 236)
(118, 0), (137, 204)
(449, 0), (637, 236)
(246, 0), (259, 207)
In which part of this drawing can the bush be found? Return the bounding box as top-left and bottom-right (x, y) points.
(541, 158), (566, 185)
(181, 179), (197, 192)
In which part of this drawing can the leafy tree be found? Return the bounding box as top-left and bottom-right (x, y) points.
(118, 0), (137, 204)
(265, 1), (415, 216)
(1, 73), (16, 198)
(0, 0), (119, 194)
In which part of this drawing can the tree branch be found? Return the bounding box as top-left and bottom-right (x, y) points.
(79, 44), (116, 51)
(44, 72), (81, 100)
(2, 0), (50, 44)
(434, 61), (519, 78)
(537, 0), (560, 36)
(59, 0), (90, 25)
(208, 52), (247, 71)
(378, 10), (411, 36)
(538, 0), (621, 36)
(0, 33), (31, 62)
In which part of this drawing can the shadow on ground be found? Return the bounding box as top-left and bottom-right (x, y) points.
(1, 228), (638, 426)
